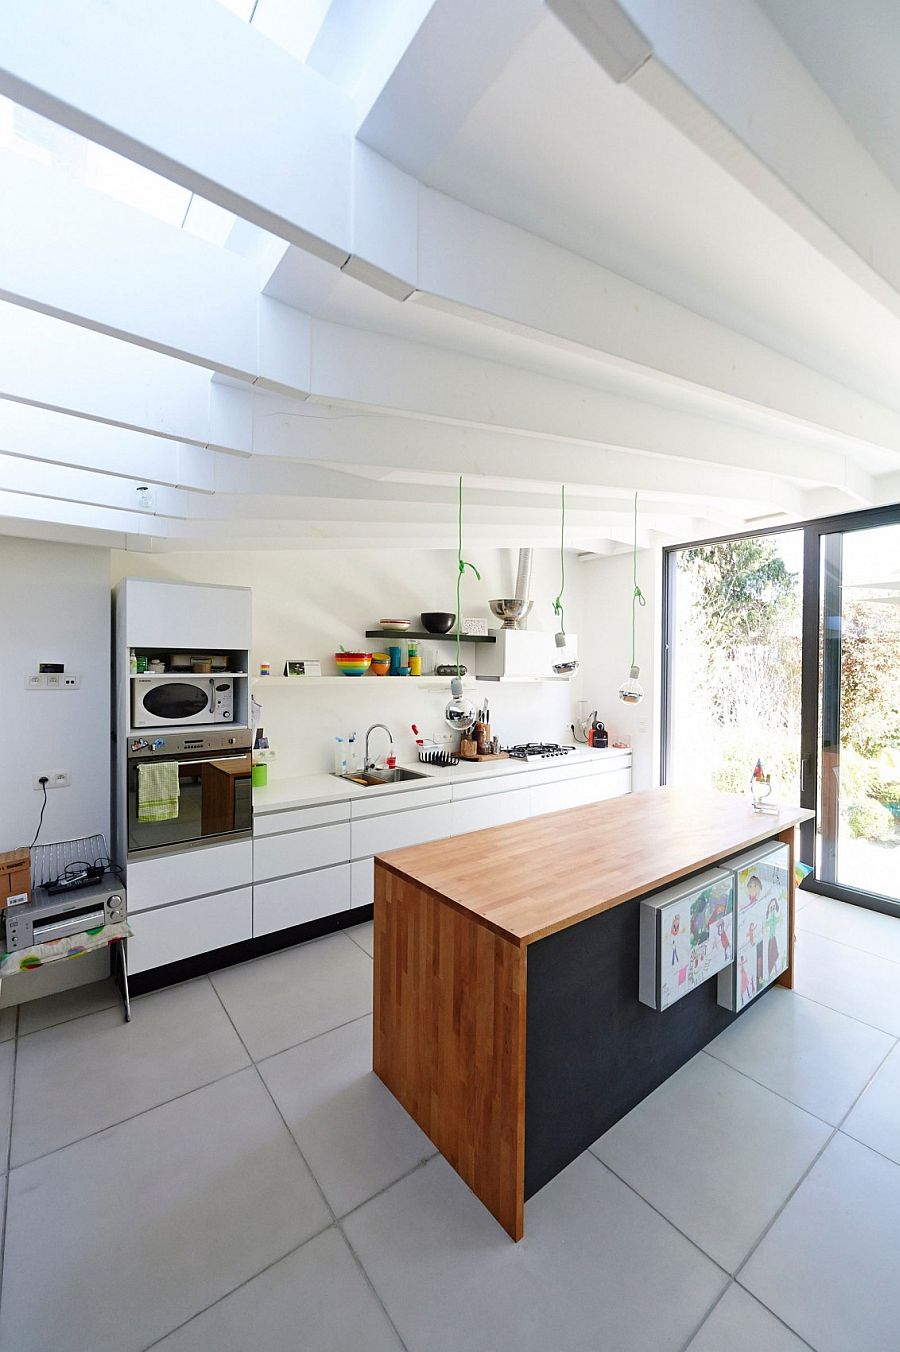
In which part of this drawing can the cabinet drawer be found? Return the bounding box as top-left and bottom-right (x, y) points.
(350, 857), (374, 908)
(353, 803), (452, 858)
(253, 822), (350, 882)
(253, 864), (351, 937)
(253, 800), (350, 836)
(452, 787), (531, 837)
(350, 783), (451, 819)
(530, 767), (631, 817)
(128, 886), (252, 973)
(127, 839), (252, 914)
(452, 772), (530, 801)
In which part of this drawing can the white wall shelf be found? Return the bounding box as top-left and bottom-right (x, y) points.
(252, 676), (473, 689)
(129, 672), (249, 679)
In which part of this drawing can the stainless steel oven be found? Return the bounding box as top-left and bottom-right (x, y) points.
(126, 729), (252, 855)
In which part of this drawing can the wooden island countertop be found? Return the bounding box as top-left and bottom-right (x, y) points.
(377, 786), (814, 947)
(374, 786), (814, 1240)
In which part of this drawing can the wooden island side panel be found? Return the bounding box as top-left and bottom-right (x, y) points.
(373, 863), (528, 1240)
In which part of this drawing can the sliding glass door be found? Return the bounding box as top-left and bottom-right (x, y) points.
(663, 506), (900, 915)
(817, 522), (900, 907)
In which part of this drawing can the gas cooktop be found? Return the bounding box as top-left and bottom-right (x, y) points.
(506, 742), (573, 761)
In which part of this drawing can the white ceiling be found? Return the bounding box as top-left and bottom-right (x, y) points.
(0, 0), (899, 552)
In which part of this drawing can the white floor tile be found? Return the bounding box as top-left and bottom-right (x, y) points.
(843, 1041), (900, 1166)
(17, 977), (120, 1035)
(259, 1015), (434, 1216)
(794, 888), (817, 914)
(11, 978), (249, 1165)
(0, 1041), (14, 1167)
(798, 895), (900, 964)
(344, 1152), (726, 1352)
(793, 929), (900, 1035)
(0, 1006), (16, 1042)
(706, 986), (894, 1124)
(211, 933), (373, 1060)
(0, 1069), (330, 1352)
(591, 1052), (830, 1271)
(686, 1284), (808, 1352)
(742, 1133), (900, 1352)
(347, 919), (374, 957)
(154, 1226), (403, 1352)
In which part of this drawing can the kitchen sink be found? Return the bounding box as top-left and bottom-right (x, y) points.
(336, 767), (431, 787)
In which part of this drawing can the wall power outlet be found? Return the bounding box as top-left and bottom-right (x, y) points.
(33, 771), (70, 790)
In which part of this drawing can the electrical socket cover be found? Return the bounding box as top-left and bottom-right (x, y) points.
(32, 772), (69, 789)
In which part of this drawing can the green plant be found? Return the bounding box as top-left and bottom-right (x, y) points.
(845, 799), (896, 843)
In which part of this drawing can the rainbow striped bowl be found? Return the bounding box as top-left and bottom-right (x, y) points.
(335, 652), (372, 676)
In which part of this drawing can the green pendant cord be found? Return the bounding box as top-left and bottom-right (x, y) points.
(455, 475), (481, 673)
(552, 483), (567, 635)
(631, 490), (646, 667)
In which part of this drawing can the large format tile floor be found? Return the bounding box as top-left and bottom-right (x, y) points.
(1, 897), (899, 1350)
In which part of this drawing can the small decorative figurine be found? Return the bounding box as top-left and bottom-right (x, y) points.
(750, 758), (778, 814)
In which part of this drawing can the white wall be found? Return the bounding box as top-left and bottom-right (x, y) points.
(578, 548), (663, 790)
(110, 546), (589, 776)
(0, 535), (110, 852)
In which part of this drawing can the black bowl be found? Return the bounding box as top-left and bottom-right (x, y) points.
(420, 612), (456, 634)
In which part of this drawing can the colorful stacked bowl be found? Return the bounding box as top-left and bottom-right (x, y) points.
(335, 652), (372, 676)
(370, 652), (390, 676)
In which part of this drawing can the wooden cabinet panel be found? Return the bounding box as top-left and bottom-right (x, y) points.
(253, 864), (351, 937)
(128, 886), (252, 973)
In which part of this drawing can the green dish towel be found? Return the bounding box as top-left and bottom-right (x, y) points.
(137, 760), (180, 822)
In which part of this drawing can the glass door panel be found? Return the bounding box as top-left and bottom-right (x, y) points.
(818, 522), (900, 905)
(666, 532), (803, 799)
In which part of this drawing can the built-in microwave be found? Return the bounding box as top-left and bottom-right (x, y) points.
(131, 676), (234, 728)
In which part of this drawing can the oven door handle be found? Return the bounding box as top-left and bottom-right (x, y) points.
(134, 754), (251, 768)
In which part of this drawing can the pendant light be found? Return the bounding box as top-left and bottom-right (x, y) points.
(552, 484), (578, 674)
(444, 476), (480, 732)
(618, 490), (646, 705)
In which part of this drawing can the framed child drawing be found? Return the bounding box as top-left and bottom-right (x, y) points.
(717, 841), (790, 1011)
(639, 868), (735, 1011)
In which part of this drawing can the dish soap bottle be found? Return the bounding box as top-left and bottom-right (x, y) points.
(333, 737), (347, 776)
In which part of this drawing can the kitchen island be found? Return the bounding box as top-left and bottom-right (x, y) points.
(373, 786), (814, 1240)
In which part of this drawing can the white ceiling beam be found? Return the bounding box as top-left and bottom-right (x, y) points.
(0, 490), (163, 538)
(0, 402), (216, 492)
(548, 0), (900, 321)
(5, 0), (899, 450)
(0, 304), (254, 454)
(0, 456), (188, 518)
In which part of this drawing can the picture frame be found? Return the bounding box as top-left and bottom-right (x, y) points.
(283, 659), (321, 677)
(717, 841), (790, 1011)
(639, 867), (735, 1011)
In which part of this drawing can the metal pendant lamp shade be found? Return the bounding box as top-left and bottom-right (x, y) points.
(552, 485), (578, 674)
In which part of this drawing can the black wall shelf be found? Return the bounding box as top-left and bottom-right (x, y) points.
(365, 629), (497, 643)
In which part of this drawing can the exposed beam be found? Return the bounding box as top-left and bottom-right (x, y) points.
(548, 0), (900, 321)
(0, 402), (216, 492)
(0, 457), (187, 518)
(5, 0), (900, 450)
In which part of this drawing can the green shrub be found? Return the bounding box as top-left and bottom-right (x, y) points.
(846, 799), (896, 842)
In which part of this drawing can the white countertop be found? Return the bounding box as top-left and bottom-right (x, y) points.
(252, 746), (632, 814)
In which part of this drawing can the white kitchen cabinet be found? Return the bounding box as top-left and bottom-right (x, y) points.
(530, 764), (632, 817)
(253, 864), (351, 937)
(122, 578), (251, 650)
(350, 857), (375, 908)
(452, 786), (532, 837)
(128, 886), (252, 974)
(253, 822), (351, 882)
(127, 838), (252, 914)
(352, 801), (453, 859)
(350, 783), (451, 820)
(253, 800), (350, 836)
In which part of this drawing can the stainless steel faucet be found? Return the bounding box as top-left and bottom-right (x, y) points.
(365, 723), (393, 770)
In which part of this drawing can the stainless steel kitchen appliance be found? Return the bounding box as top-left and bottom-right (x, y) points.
(4, 876), (125, 951)
(131, 674), (234, 728)
(126, 729), (252, 854)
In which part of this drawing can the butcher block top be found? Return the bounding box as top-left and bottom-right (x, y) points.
(376, 786), (814, 947)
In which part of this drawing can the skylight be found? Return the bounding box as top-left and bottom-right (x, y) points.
(0, 95), (237, 245)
